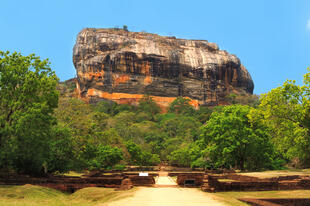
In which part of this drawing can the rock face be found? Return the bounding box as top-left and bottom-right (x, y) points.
(73, 28), (254, 108)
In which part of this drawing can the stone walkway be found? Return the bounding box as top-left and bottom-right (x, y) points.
(106, 187), (225, 206)
(155, 172), (177, 186)
(106, 174), (225, 206)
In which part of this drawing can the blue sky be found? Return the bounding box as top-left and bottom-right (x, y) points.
(1, 0), (309, 94)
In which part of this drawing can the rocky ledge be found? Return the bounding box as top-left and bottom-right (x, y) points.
(73, 28), (254, 108)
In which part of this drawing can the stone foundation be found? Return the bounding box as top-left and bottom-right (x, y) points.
(239, 198), (310, 206)
(0, 173), (157, 192)
(201, 173), (310, 192)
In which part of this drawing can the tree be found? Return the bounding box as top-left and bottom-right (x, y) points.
(249, 70), (310, 167)
(168, 147), (191, 167)
(0, 51), (59, 175)
(125, 140), (143, 165)
(195, 106), (213, 124)
(123, 25), (128, 31)
(168, 97), (195, 115)
(138, 95), (161, 117)
(200, 105), (276, 170)
(160, 114), (201, 140)
(86, 144), (123, 170)
(94, 101), (118, 116)
(47, 125), (74, 173)
(168, 143), (203, 167)
(225, 93), (259, 107)
(125, 140), (160, 166)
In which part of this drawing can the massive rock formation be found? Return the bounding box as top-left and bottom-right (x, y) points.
(73, 28), (254, 108)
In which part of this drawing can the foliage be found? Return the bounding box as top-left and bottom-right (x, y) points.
(168, 147), (191, 167)
(168, 142), (204, 167)
(138, 95), (160, 117)
(0, 51), (59, 175)
(113, 164), (126, 171)
(195, 106), (213, 124)
(225, 93), (259, 107)
(125, 141), (160, 166)
(87, 144), (123, 170)
(159, 114), (201, 140)
(5, 50), (308, 173)
(46, 125), (74, 173)
(94, 101), (119, 116)
(123, 25), (128, 31)
(249, 70), (310, 167)
(200, 105), (276, 170)
(168, 97), (195, 115)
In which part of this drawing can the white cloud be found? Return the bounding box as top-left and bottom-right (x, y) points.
(307, 19), (310, 30)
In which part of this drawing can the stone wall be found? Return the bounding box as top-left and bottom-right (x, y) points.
(201, 173), (310, 192)
(168, 172), (204, 187)
(0, 173), (156, 192)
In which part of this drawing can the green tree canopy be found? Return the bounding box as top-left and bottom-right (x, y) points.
(168, 97), (195, 115)
(125, 140), (160, 166)
(85, 144), (123, 170)
(0, 51), (59, 175)
(138, 95), (161, 117)
(200, 105), (276, 170)
(249, 70), (310, 167)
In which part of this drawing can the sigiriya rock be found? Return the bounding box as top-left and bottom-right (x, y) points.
(73, 28), (254, 108)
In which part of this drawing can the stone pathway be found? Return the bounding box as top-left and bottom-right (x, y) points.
(155, 172), (177, 186)
(106, 174), (225, 206)
(106, 187), (225, 206)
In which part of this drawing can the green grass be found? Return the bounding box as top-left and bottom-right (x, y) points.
(240, 168), (310, 178)
(217, 179), (237, 182)
(170, 176), (177, 182)
(0, 185), (136, 206)
(62, 171), (86, 177)
(213, 190), (310, 206)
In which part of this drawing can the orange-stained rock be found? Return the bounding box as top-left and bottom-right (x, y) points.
(112, 74), (130, 87)
(73, 28), (254, 107)
(86, 88), (199, 109)
(143, 76), (152, 85)
(116, 178), (133, 190)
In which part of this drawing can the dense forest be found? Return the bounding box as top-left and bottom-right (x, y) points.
(1, 51), (310, 176)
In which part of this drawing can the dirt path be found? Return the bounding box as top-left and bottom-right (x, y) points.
(106, 187), (225, 206)
(106, 176), (225, 206)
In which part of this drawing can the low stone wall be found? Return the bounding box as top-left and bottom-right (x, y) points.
(123, 172), (158, 177)
(0, 173), (156, 192)
(0, 176), (124, 192)
(214, 179), (279, 191)
(168, 172), (204, 177)
(126, 166), (160, 171)
(239, 198), (310, 206)
(127, 176), (155, 186)
(169, 173), (204, 187)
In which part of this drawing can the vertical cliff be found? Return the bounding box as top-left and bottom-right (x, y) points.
(73, 28), (254, 108)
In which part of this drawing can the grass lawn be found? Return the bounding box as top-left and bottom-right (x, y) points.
(240, 169), (310, 178)
(213, 190), (310, 206)
(62, 171), (86, 177)
(0, 185), (136, 206)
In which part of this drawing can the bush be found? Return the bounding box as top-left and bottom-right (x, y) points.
(113, 164), (126, 171)
(85, 144), (123, 170)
